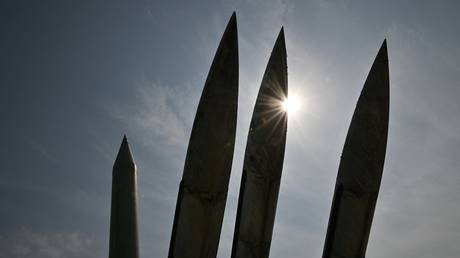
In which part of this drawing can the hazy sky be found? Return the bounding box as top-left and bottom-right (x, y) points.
(1, 1), (460, 258)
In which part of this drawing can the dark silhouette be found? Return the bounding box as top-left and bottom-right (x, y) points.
(231, 28), (288, 258)
(168, 12), (239, 258)
(109, 135), (139, 258)
(322, 40), (389, 258)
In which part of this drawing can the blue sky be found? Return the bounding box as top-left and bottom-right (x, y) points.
(1, 0), (460, 257)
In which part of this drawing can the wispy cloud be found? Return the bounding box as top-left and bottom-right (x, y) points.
(26, 139), (60, 166)
(107, 79), (198, 147)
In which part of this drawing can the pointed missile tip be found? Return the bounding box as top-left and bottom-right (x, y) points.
(262, 26), (287, 96)
(361, 39), (389, 106)
(115, 134), (135, 167)
(381, 39), (387, 51)
(227, 11), (237, 29)
(273, 27), (286, 54)
(377, 39), (388, 61)
(221, 11), (237, 45)
(121, 134), (130, 150)
(277, 26), (285, 42)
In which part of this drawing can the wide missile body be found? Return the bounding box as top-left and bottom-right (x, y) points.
(322, 41), (389, 258)
(168, 13), (238, 258)
(231, 28), (287, 258)
(109, 136), (139, 258)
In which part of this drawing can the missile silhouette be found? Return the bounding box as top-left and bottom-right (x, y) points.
(168, 12), (238, 258)
(231, 28), (288, 258)
(322, 40), (389, 258)
(109, 135), (139, 258)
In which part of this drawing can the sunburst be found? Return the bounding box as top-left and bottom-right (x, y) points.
(281, 95), (301, 114)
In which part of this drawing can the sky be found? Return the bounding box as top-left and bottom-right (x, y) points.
(1, 0), (460, 257)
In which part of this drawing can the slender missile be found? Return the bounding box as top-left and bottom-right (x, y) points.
(168, 12), (238, 258)
(231, 28), (288, 258)
(322, 40), (389, 258)
(109, 135), (139, 258)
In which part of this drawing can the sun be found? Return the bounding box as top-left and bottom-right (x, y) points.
(281, 95), (301, 114)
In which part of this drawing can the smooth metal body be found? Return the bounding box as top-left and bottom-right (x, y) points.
(168, 13), (239, 258)
(231, 28), (288, 258)
(109, 136), (139, 258)
(323, 41), (389, 258)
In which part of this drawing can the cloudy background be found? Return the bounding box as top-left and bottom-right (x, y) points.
(1, 0), (460, 257)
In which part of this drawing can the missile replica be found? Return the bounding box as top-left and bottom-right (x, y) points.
(109, 135), (139, 258)
(231, 28), (288, 258)
(323, 41), (389, 258)
(168, 13), (239, 258)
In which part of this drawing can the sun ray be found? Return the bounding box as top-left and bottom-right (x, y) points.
(281, 96), (301, 113)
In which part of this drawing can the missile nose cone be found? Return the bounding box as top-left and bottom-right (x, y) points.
(276, 27), (287, 95)
(274, 27), (286, 56)
(203, 11), (238, 97)
(359, 39), (389, 123)
(340, 40), (389, 190)
(377, 39), (388, 64)
(114, 135), (135, 169)
(230, 11), (237, 25)
(278, 26), (285, 38)
(262, 26), (287, 99)
(222, 12), (237, 46)
(381, 39), (387, 52)
(216, 12), (237, 65)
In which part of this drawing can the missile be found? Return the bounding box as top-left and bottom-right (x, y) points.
(322, 40), (390, 258)
(231, 28), (288, 258)
(168, 12), (239, 258)
(109, 135), (139, 258)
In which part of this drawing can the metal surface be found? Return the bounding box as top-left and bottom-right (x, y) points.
(231, 28), (287, 258)
(322, 40), (389, 258)
(109, 135), (139, 258)
(168, 12), (239, 258)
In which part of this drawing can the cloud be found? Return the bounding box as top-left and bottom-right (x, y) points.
(0, 228), (100, 258)
(108, 79), (198, 147)
(26, 139), (60, 166)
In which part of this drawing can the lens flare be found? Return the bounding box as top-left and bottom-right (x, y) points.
(281, 95), (301, 113)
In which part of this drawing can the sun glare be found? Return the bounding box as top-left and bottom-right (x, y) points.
(281, 95), (301, 114)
